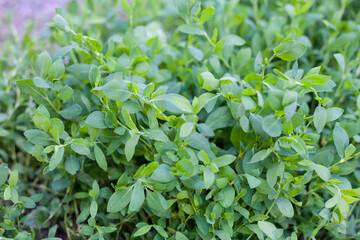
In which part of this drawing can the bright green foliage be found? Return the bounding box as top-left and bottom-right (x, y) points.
(0, 0), (359, 239)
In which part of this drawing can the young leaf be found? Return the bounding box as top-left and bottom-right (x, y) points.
(129, 181), (145, 212)
(333, 125), (349, 158)
(263, 115), (282, 137)
(275, 198), (294, 217)
(313, 106), (327, 133)
(258, 221), (283, 240)
(94, 145), (107, 171)
(200, 72), (219, 91)
(49, 146), (64, 171)
(107, 187), (133, 213)
(125, 135), (140, 161)
(178, 24), (203, 35)
(274, 40), (307, 61)
(85, 111), (107, 129)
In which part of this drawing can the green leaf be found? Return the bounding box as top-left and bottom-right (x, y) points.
(133, 225), (152, 237)
(60, 104), (82, 120)
(33, 77), (50, 88)
(180, 122), (194, 138)
(313, 164), (330, 182)
(49, 58), (65, 80)
(153, 225), (169, 238)
(9, 169), (18, 187)
(33, 113), (51, 131)
(178, 24), (203, 35)
(125, 135), (140, 161)
(258, 221), (283, 240)
(212, 154), (236, 168)
(245, 174), (261, 189)
(151, 164), (175, 183)
(200, 71), (219, 91)
(224, 34), (246, 46)
(204, 166), (215, 189)
(58, 86), (74, 101)
(219, 186), (235, 208)
(195, 216), (209, 234)
(176, 232), (189, 240)
(121, 109), (137, 130)
(263, 115), (282, 137)
(141, 162), (159, 177)
(17, 79), (49, 106)
(326, 107), (343, 122)
(314, 106), (327, 133)
(94, 145), (107, 171)
(129, 181), (145, 212)
(71, 142), (90, 156)
(85, 111), (107, 129)
(49, 146), (65, 171)
(152, 94), (193, 114)
(334, 53), (345, 72)
(107, 187), (133, 213)
(275, 198), (294, 217)
(0, 164), (9, 187)
(102, 79), (132, 102)
(274, 40), (307, 61)
(305, 74), (331, 85)
(24, 129), (52, 146)
(176, 159), (195, 177)
(333, 125), (349, 158)
(53, 14), (71, 32)
(200, 7), (215, 25)
(35, 51), (52, 78)
(250, 149), (272, 163)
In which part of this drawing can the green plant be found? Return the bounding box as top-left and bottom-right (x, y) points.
(0, 0), (357, 239)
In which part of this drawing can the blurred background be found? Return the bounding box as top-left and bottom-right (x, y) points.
(0, 0), (69, 41)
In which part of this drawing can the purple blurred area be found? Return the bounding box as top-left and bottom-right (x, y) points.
(0, 0), (69, 40)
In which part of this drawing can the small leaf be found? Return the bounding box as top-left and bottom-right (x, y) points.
(129, 181), (145, 212)
(245, 174), (261, 189)
(326, 107), (343, 122)
(53, 14), (71, 32)
(71, 142), (90, 156)
(200, 71), (219, 91)
(85, 111), (107, 129)
(204, 166), (215, 189)
(35, 51), (52, 78)
(33, 77), (50, 88)
(313, 106), (327, 133)
(263, 115), (282, 137)
(133, 225), (152, 237)
(333, 125), (349, 158)
(152, 94), (193, 114)
(107, 187), (133, 213)
(9, 170), (18, 187)
(49, 146), (64, 171)
(199, 7), (215, 25)
(274, 40), (307, 61)
(250, 149), (272, 163)
(151, 164), (175, 183)
(102, 80), (132, 102)
(313, 164), (330, 182)
(275, 198), (294, 217)
(94, 145), (107, 171)
(212, 154), (236, 168)
(178, 24), (203, 35)
(258, 221), (283, 240)
(125, 135), (140, 161)
(180, 122), (194, 138)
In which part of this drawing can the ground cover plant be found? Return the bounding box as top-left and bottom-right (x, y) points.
(1, 0), (360, 239)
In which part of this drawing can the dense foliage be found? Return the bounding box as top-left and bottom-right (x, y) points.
(1, 0), (360, 239)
